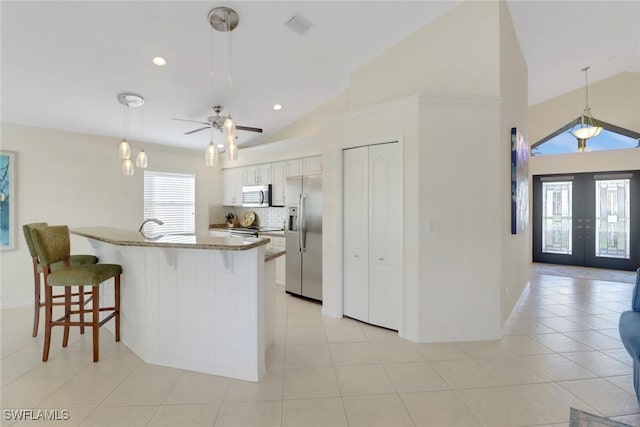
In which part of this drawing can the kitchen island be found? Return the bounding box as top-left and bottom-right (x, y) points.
(70, 227), (276, 382)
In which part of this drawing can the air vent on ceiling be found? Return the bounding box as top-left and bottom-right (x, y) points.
(285, 12), (312, 35)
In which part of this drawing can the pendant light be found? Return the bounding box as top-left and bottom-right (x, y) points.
(205, 126), (219, 166)
(117, 93), (145, 175)
(207, 7), (239, 161)
(135, 105), (148, 168)
(227, 135), (238, 161)
(570, 66), (602, 143)
(118, 102), (131, 160)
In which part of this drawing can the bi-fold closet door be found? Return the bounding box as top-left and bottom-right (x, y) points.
(343, 142), (401, 330)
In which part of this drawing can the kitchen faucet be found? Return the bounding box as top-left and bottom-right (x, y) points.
(138, 218), (164, 232)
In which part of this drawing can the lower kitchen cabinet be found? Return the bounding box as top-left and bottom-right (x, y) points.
(342, 142), (401, 330)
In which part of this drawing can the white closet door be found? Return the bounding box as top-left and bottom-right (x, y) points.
(343, 146), (369, 322)
(368, 143), (400, 329)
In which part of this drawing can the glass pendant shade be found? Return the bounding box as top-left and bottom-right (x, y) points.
(571, 119), (603, 140)
(118, 139), (131, 159)
(228, 138), (238, 161)
(135, 149), (148, 168)
(205, 142), (219, 167)
(223, 117), (236, 137)
(122, 159), (135, 175)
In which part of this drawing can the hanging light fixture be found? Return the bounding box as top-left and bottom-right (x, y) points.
(171, 7), (264, 162)
(208, 6), (239, 161)
(117, 93), (145, 175)
(570, 66), (602, 144)
(205, 126), (219, 166)
(118, 102), (131, 160)
(135, 104), (148, 168)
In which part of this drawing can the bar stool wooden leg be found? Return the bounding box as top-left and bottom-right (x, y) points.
(62, 287), (71, 347)
(43, 285), (53, 362)
(32, 259), (41, 338)
(92, 287), (100, 362)
(79, 286), (86, 334)
(115, 275), (121, 342)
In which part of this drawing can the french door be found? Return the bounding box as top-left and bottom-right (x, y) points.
(533, 171), (640, 271)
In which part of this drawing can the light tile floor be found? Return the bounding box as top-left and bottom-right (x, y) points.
(1, 266), (639, 426)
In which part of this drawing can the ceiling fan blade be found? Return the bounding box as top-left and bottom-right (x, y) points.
(184, 127), (210, 135)
(236, 125), (263, 133)
(172, 118), (211, 125)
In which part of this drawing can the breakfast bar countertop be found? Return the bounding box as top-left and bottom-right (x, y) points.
(71, 226), (270, 251)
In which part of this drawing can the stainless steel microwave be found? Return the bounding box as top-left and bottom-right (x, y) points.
(242, 184), (272, 207)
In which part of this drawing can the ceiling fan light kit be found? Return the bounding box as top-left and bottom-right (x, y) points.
(116, 7), (262, 170)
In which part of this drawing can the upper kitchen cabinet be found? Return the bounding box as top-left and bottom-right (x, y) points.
(303, 156), (322, 175)
(286, 156), (322, 177)
(223, 168), (243, 206)
(271, 161), (286, 206)
(286, 159), (302, 177)
(243, 164), (272, 186)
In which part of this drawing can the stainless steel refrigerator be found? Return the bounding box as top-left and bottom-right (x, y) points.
(285, 175), (322, 301)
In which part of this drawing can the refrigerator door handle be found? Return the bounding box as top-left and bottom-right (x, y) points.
(300, 193), (307, 252)
(297, 193), (303, 252)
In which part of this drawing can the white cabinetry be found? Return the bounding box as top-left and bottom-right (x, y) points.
(303, 156), (322, 175)
(271, 162), (287, 206)
(244, 164), (272, 185)
(343, 143), (400, 330)
(223, 168), (243, 206)
(287, 156), (322, 177)
(286, 159), (302, 177)
(223, 157), (320, 207)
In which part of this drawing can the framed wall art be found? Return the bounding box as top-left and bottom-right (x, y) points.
(511, 128), (529, 234)
(0, 151), (16, 250)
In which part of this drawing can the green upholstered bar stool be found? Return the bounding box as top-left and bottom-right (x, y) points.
(23, 222), (99, 337)
(32, 225), (122, 362)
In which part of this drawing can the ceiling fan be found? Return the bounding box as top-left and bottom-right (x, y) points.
(172, 105), (263, 135)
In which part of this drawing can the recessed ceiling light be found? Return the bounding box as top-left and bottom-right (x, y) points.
(152, 57), (167, 66)
(217, 144), (225, 149)
(273, 104), (283, 111)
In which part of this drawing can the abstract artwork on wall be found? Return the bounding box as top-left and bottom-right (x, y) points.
(511, 128), (529, 234)
(0, 151), (16, 250)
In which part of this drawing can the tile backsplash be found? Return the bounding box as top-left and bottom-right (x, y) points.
(223, 207), (288, 229)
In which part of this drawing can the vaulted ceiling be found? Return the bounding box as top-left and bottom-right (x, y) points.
(2, 1), (638, 151)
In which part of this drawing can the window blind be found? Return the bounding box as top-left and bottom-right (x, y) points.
(143, 170), (195, 235)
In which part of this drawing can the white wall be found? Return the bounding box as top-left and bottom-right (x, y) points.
(498, 0), (530, 325)
(348, 0), (500, 110)
(322, 1), (528, 342)
(0, 124), (221, 308)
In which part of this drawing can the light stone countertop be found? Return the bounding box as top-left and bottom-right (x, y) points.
(71, 226), (270, 251)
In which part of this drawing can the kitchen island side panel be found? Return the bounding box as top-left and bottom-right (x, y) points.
(84, 238), (267, 382)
